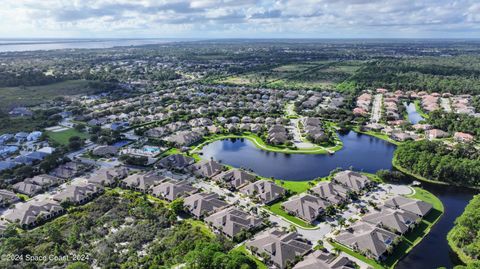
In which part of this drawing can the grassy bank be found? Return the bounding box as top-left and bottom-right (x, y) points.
(414, 100), (430, 119)
(353, 127), (400, 145)
(233, 244), (268, 269)
(392, 155), (450, 186)
(191, 132), (340, 155)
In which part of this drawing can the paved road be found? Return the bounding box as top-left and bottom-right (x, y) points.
(440, 97), (452, 112)
(370, 94), (383, 123)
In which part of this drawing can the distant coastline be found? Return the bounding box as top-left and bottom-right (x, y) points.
(0, 38), (196, 52)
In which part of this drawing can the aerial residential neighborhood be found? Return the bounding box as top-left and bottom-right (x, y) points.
(0, 2), (479, 269)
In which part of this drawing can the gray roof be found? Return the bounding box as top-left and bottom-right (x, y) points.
(204, 207), (262, 238)
(192, 159), (224, 178)
(310, 181), (348, 205)
(122, 171), (165, 191)
(282, 194), (330, 223)
(213, 169), (255, 189)
(92, 145), (119, 156)
(293, 250), (356, 269)
(151, 180), (198, 201)
(3, 199), (63, 227)
(333, 170), (371, 192)
(0, 161), (18, 171)
(87, 166), (129, 186)
(25, 174), (62, 188)
(0, 189), (19, 206)
(336, 221), (398, 260)
(12, 182), (43, 196)
(184, 192), (229, 218)
(241, 180), (286, 204)
(165, 130), (202, 146)
(53, 183), (103, 204)
(362, 206), (419, 234)
(157, 154), (195, 169)
(384, 196), (433, 217)
(246, 229), (312, 269)
(51, 162), (85, 179)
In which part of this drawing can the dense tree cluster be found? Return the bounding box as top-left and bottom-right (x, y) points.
(347, 57), (480, 94)
(394, 140), (480, 187)
(427, 110), (480, 136)
(0, 68), (69, 87)
(0, 191), (256, 269)
(448, 195), (480, 268)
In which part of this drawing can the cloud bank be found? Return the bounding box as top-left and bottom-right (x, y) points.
(0, 0), (479, 38)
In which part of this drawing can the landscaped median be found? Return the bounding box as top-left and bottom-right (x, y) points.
(331, 187), (443, 269)
(190, 132), (342, 155)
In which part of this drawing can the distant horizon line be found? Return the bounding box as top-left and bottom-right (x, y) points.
(1, 37), (480, 40)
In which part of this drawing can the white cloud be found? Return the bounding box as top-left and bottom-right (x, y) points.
(0, 0), (478, 38)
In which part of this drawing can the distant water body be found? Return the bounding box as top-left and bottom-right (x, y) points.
(0, 38), (192, 52)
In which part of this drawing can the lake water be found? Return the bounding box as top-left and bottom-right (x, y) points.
(0, 38), (189, 52)
(200, 130), (477, 268)
(201, 131), (396, 180)
(396, 181), (476, 269)
(405, 102), (424, 124)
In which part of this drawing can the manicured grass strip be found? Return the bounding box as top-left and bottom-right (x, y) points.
(275, 180), (315, 194)
(330, 242), (384, 269)
(265, 201), (316, 228)
(408, 187), (444, 212)
(46, 128), (90, 145)
(353, 127), (399, 145)
(233, 244), (268, 269)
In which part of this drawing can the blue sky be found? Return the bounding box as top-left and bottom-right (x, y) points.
(0, 0), (479, 38)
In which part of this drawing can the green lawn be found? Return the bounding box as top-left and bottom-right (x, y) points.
(414, 100), (430, 119)
(184, 219), (215, 239)
(274, 179), (316, 194)
(331, 242), (384, 269)
(353, 127), (400, 145)
(408, 187), (444, 212)
(46, 128), (90, 145)
(233, 244), (268, 269)
(265, 201), (316, 228)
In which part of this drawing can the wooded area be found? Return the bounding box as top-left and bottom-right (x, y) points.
(394, 140), (480, 187)
(447, 195), (480, 268)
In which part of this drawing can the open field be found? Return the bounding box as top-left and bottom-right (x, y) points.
(46, 128), (90, 145)
(0, 80), (100, 112)
(212, 61), (361, 90)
